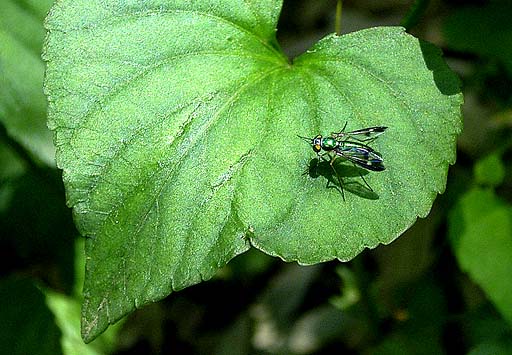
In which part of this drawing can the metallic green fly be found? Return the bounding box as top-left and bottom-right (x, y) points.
(299, 124), (388, 199)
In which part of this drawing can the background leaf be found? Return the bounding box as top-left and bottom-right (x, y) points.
(0, 277), (62, 355)
(449, 188), (512, 327)
(444, 1), (512, 76)
(474, 153), (505, 187)
(45, 288), (122, 355)
(43, 0), (462, 341)
(0, 0), (55, 166)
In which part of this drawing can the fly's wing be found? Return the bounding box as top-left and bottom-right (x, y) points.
(332, 126), (388, 142)
(335, 142), (385, 171)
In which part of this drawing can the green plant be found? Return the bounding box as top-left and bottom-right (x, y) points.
(42, 0), (462, 342)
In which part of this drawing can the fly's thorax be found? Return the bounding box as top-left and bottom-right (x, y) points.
(321, 137), (338, 151)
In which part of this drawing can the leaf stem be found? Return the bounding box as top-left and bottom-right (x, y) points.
(335, 0), (343, 36)
(400, 0), (430, 31)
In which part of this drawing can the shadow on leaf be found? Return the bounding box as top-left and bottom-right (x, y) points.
(304, 158), (379, 200)
(419, 40), (461, 96)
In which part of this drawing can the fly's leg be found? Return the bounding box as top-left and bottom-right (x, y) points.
(331, 121), (348, 140)
(330, 155), (345, 201)
(352, 162), (374, 192)
(319, 152), (345, 201)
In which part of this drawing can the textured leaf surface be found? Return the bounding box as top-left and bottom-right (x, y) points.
(0, 0), (55, 165)
(43, 0), (462, 341)
(449, 189), (512, 326)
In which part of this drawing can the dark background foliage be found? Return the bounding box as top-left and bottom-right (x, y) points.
(1, 0), (512, 354)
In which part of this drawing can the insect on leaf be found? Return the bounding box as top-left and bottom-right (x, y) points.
(43, 0), (463, 342)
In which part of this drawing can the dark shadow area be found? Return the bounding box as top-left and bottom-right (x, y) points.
(0, 168), (77, 293)
(419, 39), (462, 96)
(0, 276), (63, 354)
(305, 158), (380, 200)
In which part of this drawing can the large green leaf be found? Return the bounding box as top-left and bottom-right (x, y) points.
(0, 0), (55, 166)
(43, 0), (462, 341)
(44, 238), (123, 355)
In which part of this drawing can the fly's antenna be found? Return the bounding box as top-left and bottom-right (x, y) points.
(297, 135), (312, 144)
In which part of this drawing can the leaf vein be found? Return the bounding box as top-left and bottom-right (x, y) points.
(94, 67), (280, 285)
(64, 52), (276, 210)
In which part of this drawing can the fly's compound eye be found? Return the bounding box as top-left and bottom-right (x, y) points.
(312, 136), (322, 153)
